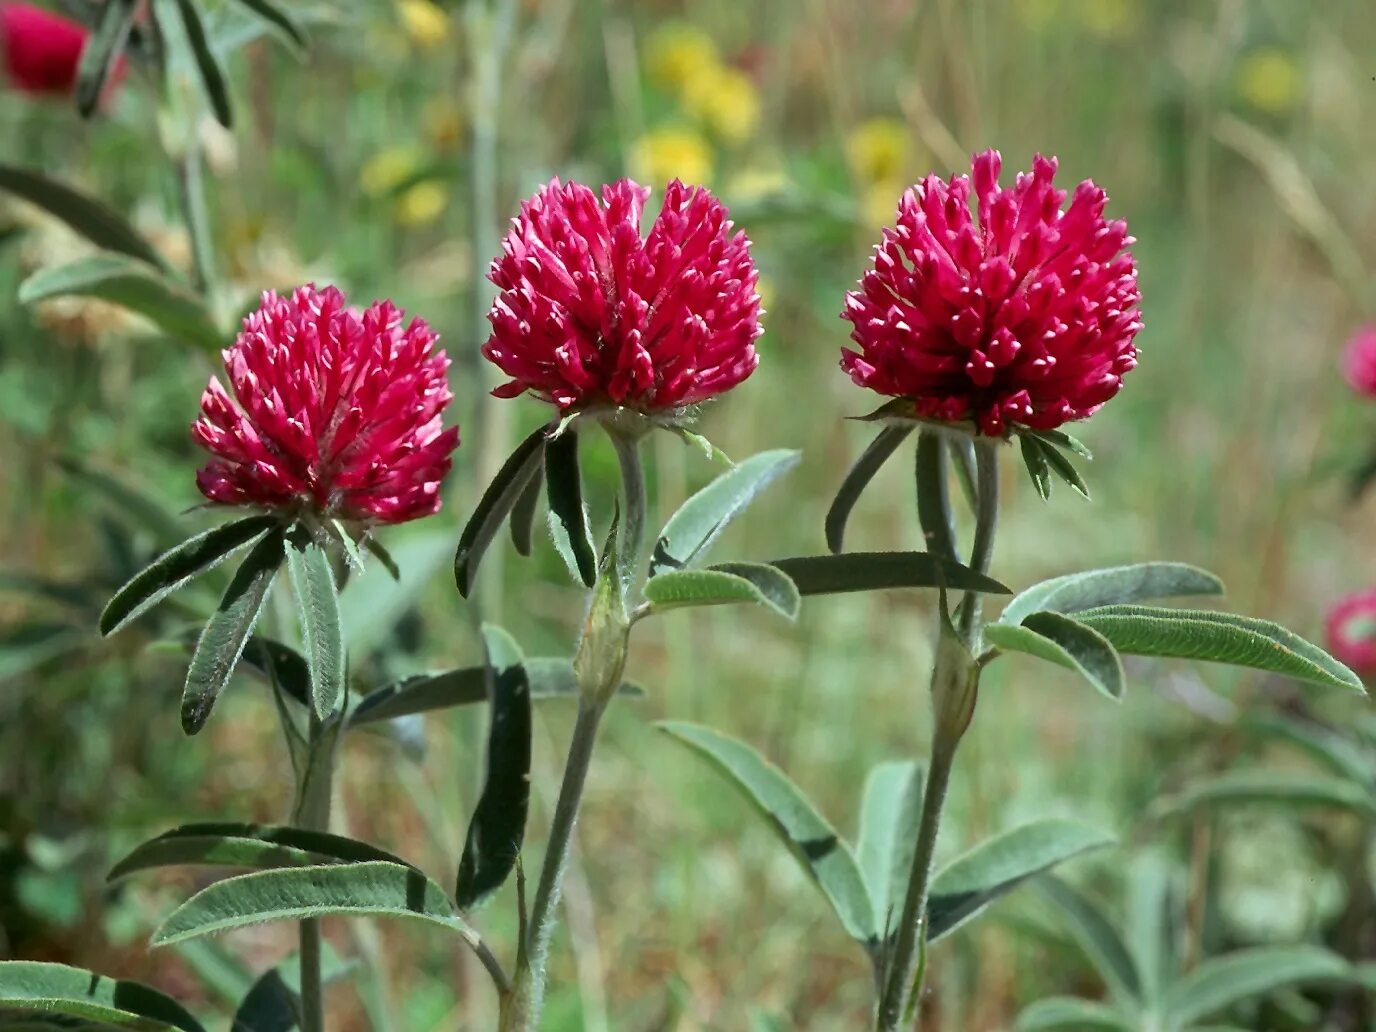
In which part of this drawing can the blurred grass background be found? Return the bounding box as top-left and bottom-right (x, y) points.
(2, 0), (1375, 1028)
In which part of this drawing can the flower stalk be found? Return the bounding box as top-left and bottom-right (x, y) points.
(876, 439), (999, 1031)
(501, 427), (647, 1030)
(291, 707), (342, 1032)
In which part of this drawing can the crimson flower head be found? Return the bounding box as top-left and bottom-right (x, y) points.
(1341, 325), (1376, 398)
(841, 150), (1142, 436)
(1326, 589), (1376, 674)
(193, 285), (460, 525)
(483, 177), (762, 415)
(1, 3), (121, 96)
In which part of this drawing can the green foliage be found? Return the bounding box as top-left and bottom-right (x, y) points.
(109, 823), (409, 881)
(856, 760), (924, 931)
(985, 613), (1126, 701)
(543, 429), (596, 587)
(769, 552), (1010, 596)
(0, 960), (206, 1031)
(284, 527), (345, 720)
(825, 426), (912, 553)
(75, 0), (138, 118)
(454, 423), (547, 597)
(1001, 564), (1226, 627)
(165, 0), (234, 127)
(643, 564), (800, 620)
(915, 431), (958, 560)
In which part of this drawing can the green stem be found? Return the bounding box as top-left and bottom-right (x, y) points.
(876, 437), (1000, 1031)
(293, 710), (339, 1032)
(502, 696), (607, 1031)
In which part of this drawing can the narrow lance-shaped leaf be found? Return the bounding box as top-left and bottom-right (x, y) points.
(170, 0), (233, 127)
(1032, 876), (1141, 1003)
(643, 564), (800, 621)
(0, 164), (169, 269)
(1074, 605), (1364, 692)
(1242, 712), (1374, 784)
(0, 961), (206, 1032)
(926, 820), (1114, 941)
(650, 449), (801, 576)
(543, 429), (596, 587)
(769, 552), (1010, 598)
(1020, 434), (1052, 501)
(151, 861), (481, 947)
(363, 536), (400, 580)
(1040, 442), (1089, 499)
(984, 612), (1126, 701)
(1000, 563), (1226, 627)
(855, 760), (924, 932)
(182, 530), (285, 734)
(508, 461), (543, 557)
(826, 426), (912, 553)
(456, 625), (532, 909)
(110, 823), (409, 881)
(1162, 945), (1354, 1026)
(19, 254), (224, 352)
(75, 0), (137, 117)
(915, 431), (958, 560)
(101, 516), (278, 635)
(454, 423), (547, 597)
(659, 721), (878, 946)
(285, 528), (345, 720)
(229, 0), (308, 51)
(1150, 771), (1376, 819)
(1015, 997), (1132, 1032)
(229, 948), (353, 1032)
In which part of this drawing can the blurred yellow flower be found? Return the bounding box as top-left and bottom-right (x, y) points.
(683, 66), (761, 144)
(361, 146), (426, 197)
(397, 0), (449, 49)
(631, 127), (714, 188)
(645, 22), (720, 95)
(423, 96), (465, 151)
(1075, 0), (1139, 40)
(725, 165), (790, 202)
(861, 179), (905, 230)
(1236, 47), (1302, 115)
(846, 118), (911, 187)
(395, 181), (448, 227)
(1013, 0), (1061, 31)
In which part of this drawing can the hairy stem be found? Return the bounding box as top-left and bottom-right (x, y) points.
(876, 437), (1000, 1031)
(293, 710), (339, 1032)
(609, 428), (647, 597)
(175, 135), (216, 297)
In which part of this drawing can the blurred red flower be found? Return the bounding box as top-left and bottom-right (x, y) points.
(1325, 589), (1376, 674)
(1341, 325), (1376, 397)
(193, 285), (460, 525)
(841, 150), (1142, 436)
(483, 177), (762, 413)
(0, 2), (122, 97)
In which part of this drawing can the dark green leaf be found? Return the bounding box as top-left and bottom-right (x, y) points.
(1040, 444), (1089, 499)
(1151, 772), (1376, 819)
(947, 436), (978, 510)
(230, 952), (352, 1032)
(110, 823), (408, 882)
(284, 528), (344, 720)
(649, 449), (801, 576)
(363, 537), (400, 581)
(1032, 429), (1093, 459)
(182, 531), (285, 734)
(1001, 563), (1227, 627)
(1163, 946), (1354, 1026)
(0, 165), (169, 269)
(456, 625), (531, 909)
(1074, 605), (1364, 692)
(985, 613), (1126, 701)
(100, 516), (277, 636)
(151, 861), (479, 946)
(1020, 434), (1052, 501)
(1015, 997), (1130, 1031)
(643, 565), (800, 621)
(229, 0), (307, 51)
(0, 961), (206, 1032)
(544, 429), (596, 587)
(1032, 877), (1141, 1003)
(239, 637), (310, 708)
(508, 461), (543, 557)
(454, 424), (547, 597)
(659, 721), (877, 944)
(170, 0), (233, 126)
(927, 820), (1114, 941)
(769, 552), (1010, 597)
(19, 254), (223, 351)
(915, 431), (958, 561)
(75, 0), (137, 117)
(855, 760), (924, 932)
(825, 426), (912, 554)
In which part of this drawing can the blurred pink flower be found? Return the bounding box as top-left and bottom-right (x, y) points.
(1325, 589), (1376, 673)
(193, 285), (460, 524)
(483, 177), (762, 413)
(841, 150), (1142, 436)
(0, 2), (122, 97)
(1341, 325), (1376, 397)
